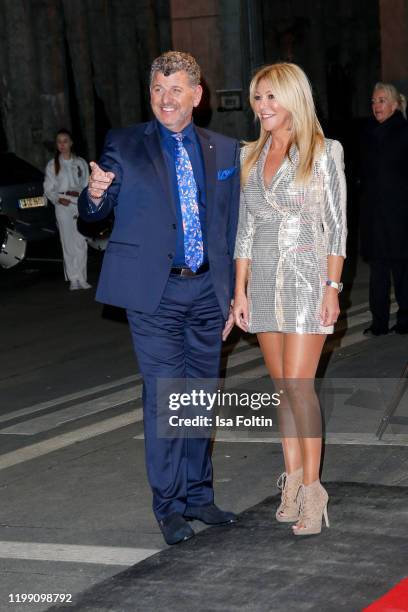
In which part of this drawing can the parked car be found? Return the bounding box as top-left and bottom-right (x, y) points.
(0, 214), (27, 268)
(0, 152), (57, 268)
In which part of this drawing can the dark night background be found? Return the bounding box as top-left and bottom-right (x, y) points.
(0, 0), (407, 254)
(2, 1), (406, 158)
(1, 4), (408, 608)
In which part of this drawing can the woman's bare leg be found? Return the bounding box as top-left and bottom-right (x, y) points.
(282, 334), (326, 485)
(257, 332), (302, 474)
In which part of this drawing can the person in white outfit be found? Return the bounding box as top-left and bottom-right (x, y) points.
(44, 129), (91, 290)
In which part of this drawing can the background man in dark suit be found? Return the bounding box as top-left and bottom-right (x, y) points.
(360, 82), (408, 336)
(78, 51), (240, 545)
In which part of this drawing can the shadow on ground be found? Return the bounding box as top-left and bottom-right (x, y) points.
(48, 482), (408, 612)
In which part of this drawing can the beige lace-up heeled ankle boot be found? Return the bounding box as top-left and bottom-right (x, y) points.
(275, 467), (303, 522)
(292, 480), (329, 536)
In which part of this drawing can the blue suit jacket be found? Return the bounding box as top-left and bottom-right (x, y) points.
(78, 121), (240, 318)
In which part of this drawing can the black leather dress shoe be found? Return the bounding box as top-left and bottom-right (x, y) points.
(390, 324), (408, 335)
(159, 512), (194, 545)
(363, 326), (389, 336)
(184, 503), (237, 525)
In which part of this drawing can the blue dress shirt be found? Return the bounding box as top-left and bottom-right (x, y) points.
(157, 120), (208, 267)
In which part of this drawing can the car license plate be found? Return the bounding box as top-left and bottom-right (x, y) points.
(19, 196), (47, 209)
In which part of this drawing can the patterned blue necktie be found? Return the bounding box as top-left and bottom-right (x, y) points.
(173, 133), (204, 272)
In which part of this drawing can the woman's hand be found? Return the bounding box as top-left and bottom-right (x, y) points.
(222, 303), (235, 341)
(58, 197), (71, 206)
(320, 287), (340, 326)
(233, 292), (249, 332)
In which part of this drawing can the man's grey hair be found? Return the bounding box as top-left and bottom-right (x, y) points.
(150, 51), (201, 87)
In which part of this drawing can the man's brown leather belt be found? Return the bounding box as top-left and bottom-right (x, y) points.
(170, 262), (210, 277)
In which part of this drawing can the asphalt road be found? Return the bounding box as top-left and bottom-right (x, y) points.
(0, 247), (407, 612)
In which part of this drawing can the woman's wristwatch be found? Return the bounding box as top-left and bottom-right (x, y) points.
(325, 280), (343, 293)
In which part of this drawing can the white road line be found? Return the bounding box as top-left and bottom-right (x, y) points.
(132, 431), (408, 446)
(224, 327), (371, 378)
(335, 302), (397, 332)
(0, 300), (395, 431)
(0, 311), (388, 437)
(344, 300), (369, 314)
(324, 328), (367, 352)
(0, 301), (401, 466)
(0, 541), (159, 566)
(342, 296), (394, 315)
(0, 318), (368, 437)
(0, 374), (142, 425)
(0, 411), (141, 471)
(211, 432), (408, 446)
(0, 387), (143, 436)
(224, 325), (400, 390)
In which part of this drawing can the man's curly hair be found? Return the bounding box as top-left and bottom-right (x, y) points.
(150, 51), (201, 87)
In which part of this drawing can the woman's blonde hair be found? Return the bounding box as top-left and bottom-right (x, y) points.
(241, 62), (324, 185)
(373, 82), (407, 118)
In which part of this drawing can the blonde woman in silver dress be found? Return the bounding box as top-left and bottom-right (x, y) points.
(233, 63), (347, 536)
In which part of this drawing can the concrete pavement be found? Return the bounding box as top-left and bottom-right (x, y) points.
(0, 253), (407, 611)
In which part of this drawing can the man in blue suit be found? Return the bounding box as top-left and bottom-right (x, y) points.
(78, 51), (240, 545)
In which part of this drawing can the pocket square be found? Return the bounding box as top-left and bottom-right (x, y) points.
(217, 167), (237, 181)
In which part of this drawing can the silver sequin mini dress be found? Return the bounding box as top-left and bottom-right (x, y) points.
(234, 138), (347, 334)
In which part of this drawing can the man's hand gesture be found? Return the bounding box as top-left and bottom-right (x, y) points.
(88, 161), (115, 200)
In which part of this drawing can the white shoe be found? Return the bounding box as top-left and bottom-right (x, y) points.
(78, 280), (92, 289)
(69, 280), (81, 291)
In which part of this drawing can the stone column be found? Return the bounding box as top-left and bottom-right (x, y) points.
(170, 0), (221, 130)
(170, 0), (257, 138)
(379, 0), (408, 93)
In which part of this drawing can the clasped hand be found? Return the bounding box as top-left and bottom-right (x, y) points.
(58, 191), (80, 206)
(58, 197), (71, 206)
